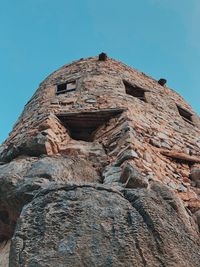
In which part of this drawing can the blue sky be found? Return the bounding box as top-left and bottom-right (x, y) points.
(0, 0), (200, 143)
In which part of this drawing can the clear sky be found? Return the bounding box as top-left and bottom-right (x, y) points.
(0, 0), (200, 143)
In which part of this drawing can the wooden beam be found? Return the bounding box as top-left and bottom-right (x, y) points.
(160, 149), (200, 163)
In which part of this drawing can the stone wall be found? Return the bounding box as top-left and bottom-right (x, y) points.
(0, 55), (200, 266)
(1, 56), (200, 211)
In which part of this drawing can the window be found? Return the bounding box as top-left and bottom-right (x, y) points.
(177, 105), (193, 124)
(56, 109), (124, 142)
(124, 81), (146, 102)
(56, 81), (76, 95)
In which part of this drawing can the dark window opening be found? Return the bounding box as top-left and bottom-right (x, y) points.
(56, 81), (76, 95)
(177, 105), (193, 125)
(56, 109), (125, 142)
(124, 81), (146, 102)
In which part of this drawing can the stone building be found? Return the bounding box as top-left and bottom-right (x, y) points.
(0, 54), (200, 266)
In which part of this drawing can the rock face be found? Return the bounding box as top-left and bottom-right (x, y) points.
(9, 183), (200, 267)
(0, 55), (200, 266)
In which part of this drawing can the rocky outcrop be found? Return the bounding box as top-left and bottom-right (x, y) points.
(0, 241), (10, 267)
(7, 182), (200, 267)
(0, 155), (199, 266)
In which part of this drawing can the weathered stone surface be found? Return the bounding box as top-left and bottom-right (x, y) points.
(115, 149), (139, 166)
(25, 155), (100, 183)
(0, 55), (200, 266)
(194, 209), (200, 231)
(120, 163), (149, 188)
(190, 168), (200, 187)
(0, 155), (100, 246)
(9, 183), (200, 267)
(102, 166), (122, 184)
(0, 241), (10, 267)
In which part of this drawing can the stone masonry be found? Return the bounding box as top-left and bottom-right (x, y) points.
(0, 54), (200, 266)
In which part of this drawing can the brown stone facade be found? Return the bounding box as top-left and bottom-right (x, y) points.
(1, 56), (200, 210)
(0, 55), (200, 266)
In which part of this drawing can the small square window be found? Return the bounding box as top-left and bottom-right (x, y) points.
(124, 81), (146, 102)
(177, 105), (193, 124)
(56, 81), (76, 95)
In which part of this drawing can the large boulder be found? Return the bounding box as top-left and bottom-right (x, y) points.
(9, 183), (200, 267)
(0, 155), (100, 244)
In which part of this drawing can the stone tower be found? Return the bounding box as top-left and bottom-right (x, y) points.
(0, 54), (200, 266)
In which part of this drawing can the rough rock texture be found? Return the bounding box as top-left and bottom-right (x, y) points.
(0, 241), (10, 266)
(0, 55), (200, 266)
(8, 183), (200, 267)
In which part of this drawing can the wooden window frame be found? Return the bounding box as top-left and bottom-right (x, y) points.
(56, 80), (76, 95)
